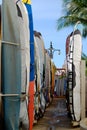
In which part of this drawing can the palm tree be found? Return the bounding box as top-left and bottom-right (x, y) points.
(57, 0), (87, 38)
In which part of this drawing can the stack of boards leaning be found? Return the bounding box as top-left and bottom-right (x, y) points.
(45, 50), (51, 103)
(0, 0), (57, 130)
(54, 76), (65, 97)
(34, 31), (46, 119)
(66, 29), (82, 122)
(1, 0), (30, 129)
(34, 32), (41, 119)
(34, 31), (56, 120)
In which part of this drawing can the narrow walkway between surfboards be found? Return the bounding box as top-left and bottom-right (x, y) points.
(33, 97), (80, 130)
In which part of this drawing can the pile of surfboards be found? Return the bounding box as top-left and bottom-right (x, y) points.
(44, 49), (56, 105)
(34, 31), (56, 121)
(55, 75), (66, 97)
(66, 29), (82, 123)
(0, 1), (56, 130)
(54, 68), (66, 97)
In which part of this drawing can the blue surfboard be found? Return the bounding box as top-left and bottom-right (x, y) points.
(22, 1), (35, 130)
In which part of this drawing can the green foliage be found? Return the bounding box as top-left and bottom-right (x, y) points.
(81, 52), (87, 76)
(57, 0), (87, 38)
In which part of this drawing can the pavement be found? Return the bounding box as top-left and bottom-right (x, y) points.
(33, 97), (80, 130)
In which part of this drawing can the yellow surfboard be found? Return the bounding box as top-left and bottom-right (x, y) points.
(22, 0), (31, 4)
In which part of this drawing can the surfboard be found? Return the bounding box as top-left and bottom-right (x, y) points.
(22, 1), (35, 130)
(34, 32), (45, 89)
(51, 62), (56, 96)
(2, 0), (30, 129)
(0, 4), (2, 123)
(16, 1), (30, 129)
(34, 31), (46, 118)
(71, 30), (82, 121)
(66, 30), (82, 122)
(34, 34), (41, 120)
(2, 0), (21, 129)
(44, 51), (51, 104)
(0, 36), (2, 127)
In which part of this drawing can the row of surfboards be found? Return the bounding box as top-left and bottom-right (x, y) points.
(0, 1), (56, 130)
(66, 29), (82, 122)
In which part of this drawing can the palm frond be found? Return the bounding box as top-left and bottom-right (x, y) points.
(57, 0), (87, 38)
(57, 15), (86, 29)
(82, 52), (87, 59)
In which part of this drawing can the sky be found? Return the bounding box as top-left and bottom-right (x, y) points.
(32, 0), (69, 68)
(0, 0), (87, 68)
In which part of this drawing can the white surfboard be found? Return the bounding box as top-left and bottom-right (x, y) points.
(34, 31), (46, 118)
(16, 1), (30, 129)
(69, 30), (82, 121)
(34, 34), (41, 118)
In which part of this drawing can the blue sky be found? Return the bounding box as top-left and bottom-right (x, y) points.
(1, 0), (87, 68)
(32, 0), (70, 68)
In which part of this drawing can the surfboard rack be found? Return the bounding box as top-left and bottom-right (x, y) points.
(1, 40), (20, 46)
(0, 93), (29, 98)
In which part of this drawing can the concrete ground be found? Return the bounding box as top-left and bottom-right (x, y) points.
(33, 97), (80, 130)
